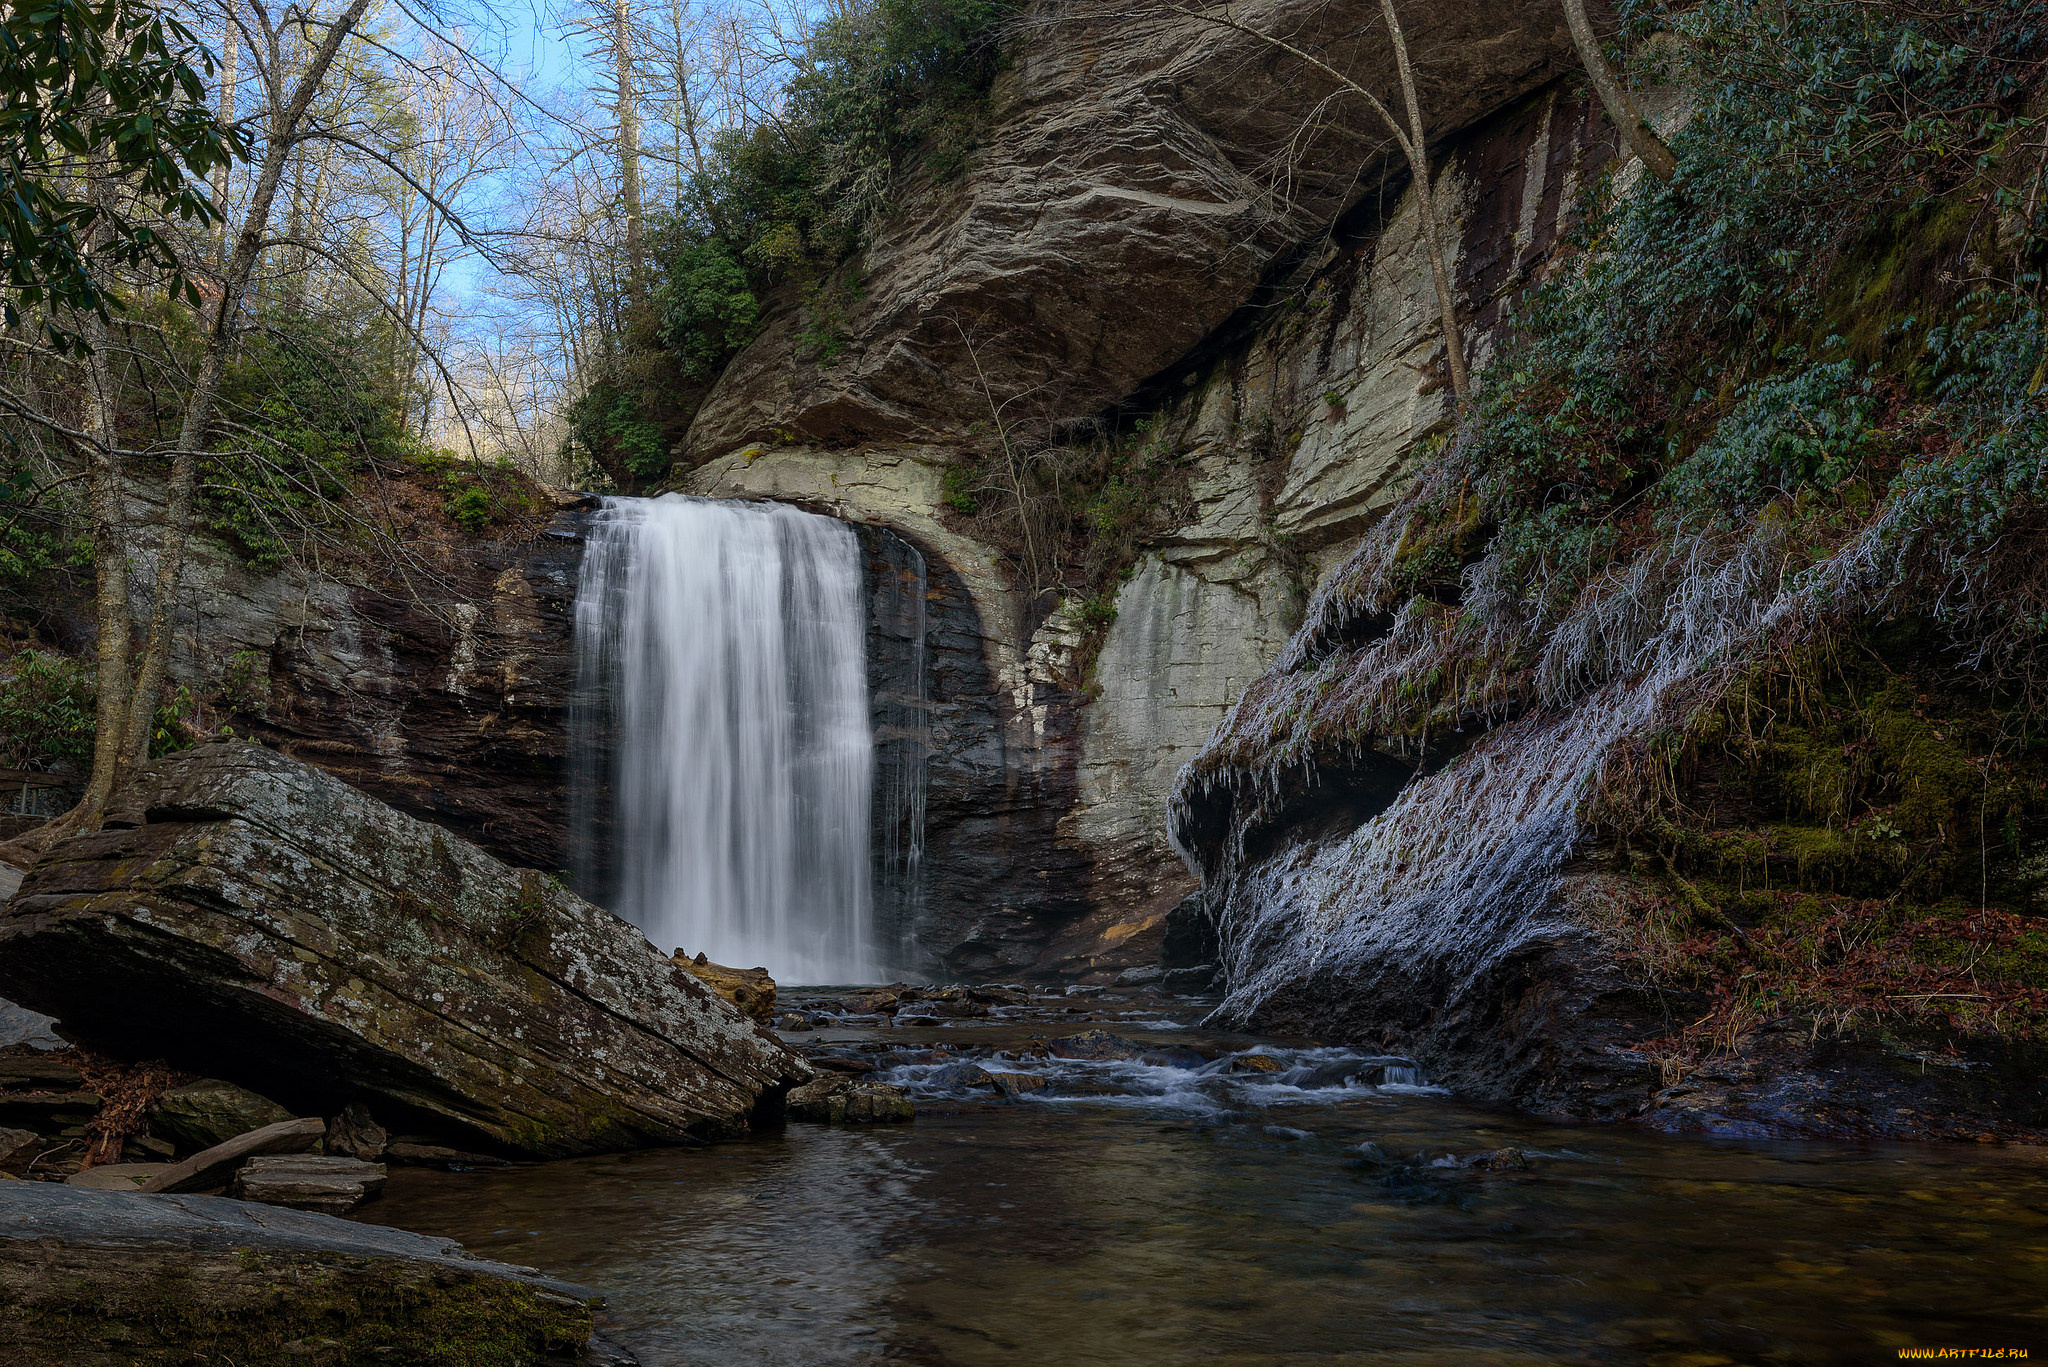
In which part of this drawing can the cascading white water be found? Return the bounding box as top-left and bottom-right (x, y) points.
(573, 494), (879, 984)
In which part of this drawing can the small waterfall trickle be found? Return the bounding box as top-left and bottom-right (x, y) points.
(571, 494), (880, 984)
(866, 531), (929, 970)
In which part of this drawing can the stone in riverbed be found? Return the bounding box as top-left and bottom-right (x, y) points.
(0, 1181), (609, 1364)
(675, 952), (777, 1024)
(231, 1154), (386, 1214)
(149, 1078), (292, 1152)
(383, 1139), (510, 1169)
(987, 1071), (1048, 1098)
(0, 742), (809, 1158)
(1047, 1030), (1147, 1061)
(786, 1075), (915, 1124)
(65, 1161), (171, 1191)
(925, 1061), (994, 1089)
(325, 1102), (387, 1162)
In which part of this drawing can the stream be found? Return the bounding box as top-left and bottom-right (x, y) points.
(373, 985), (2048, 1365)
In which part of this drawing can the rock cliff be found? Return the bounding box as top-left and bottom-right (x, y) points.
(681, 71), (1627, 975)
(10, 9), (1661, 987)
(684, 0), (1582, 453)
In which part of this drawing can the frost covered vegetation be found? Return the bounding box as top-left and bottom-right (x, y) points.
(1177, 0), (2048, 1060)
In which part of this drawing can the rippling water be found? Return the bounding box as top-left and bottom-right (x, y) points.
(373, 997), (2048, 1365)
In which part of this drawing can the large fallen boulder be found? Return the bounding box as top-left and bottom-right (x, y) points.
(0, 742), (809, 1157)
(0, 1181), (616, 1365)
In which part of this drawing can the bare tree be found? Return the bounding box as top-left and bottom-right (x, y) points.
(1561, 0), (1677, 183)
(1167, 0), (1470, 407)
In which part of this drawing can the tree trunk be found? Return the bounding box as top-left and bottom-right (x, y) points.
(613, 0), (643, 274)
(1379, 0), (1469, 409)
(212, 0), (240, 260)
(115, 0), (376, 780)
(77, 308), (132, 833)
(1561, 0), (1677, 183)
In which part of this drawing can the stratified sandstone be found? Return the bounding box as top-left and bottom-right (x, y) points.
(685, 0), (1579, 454)
(0, 742), (808, 1157)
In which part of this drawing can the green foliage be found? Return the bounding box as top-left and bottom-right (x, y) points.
(0, 463), (86, 593)
(204, 322), (416, 569)
(410, 449), (542, 535)
(940, 462), (981, 514)
(0, 0), (247, 343)
(653, 236), (761, 378)
(0, 649), (93, 768)
(1661, 360), (1879, 520)
(442, 477), (492, 532)
(564, 383), (671, 484)
(1443, 0), (2046, 629)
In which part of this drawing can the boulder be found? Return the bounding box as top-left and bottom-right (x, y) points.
(785, 1076), (915, 1124)
(149, 1079), (291, 1151)
(675, 953), (777, 1024)
(0, 1181), (609, 1365)
(987, 1071), (1048, 1098)
(0, 743), (809, 1158)
(325, 1102), (387, 1162)
(231, 1154), (386, 1215)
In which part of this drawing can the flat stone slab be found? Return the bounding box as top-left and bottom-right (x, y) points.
(232, 1154), (387, 1215)
(0, 742), (808, 1157)
(0, 1181), (611, 1364)
(65, 1162), (171, 1191)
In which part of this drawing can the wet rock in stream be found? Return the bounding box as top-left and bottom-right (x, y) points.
(786, 1075), (915, 1124)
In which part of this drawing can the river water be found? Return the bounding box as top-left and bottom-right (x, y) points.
(374, 988), (2048, 1365)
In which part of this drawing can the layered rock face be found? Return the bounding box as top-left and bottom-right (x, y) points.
(120, 500), (592, 875)
(685, 0), (1581, 454)
(686, 78), (1625, 974)
(0, 743), (807, 1156)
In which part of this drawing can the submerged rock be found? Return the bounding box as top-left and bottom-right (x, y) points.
(786, 1075), (915, 1124)
(1046, 1030), (1146, 1062)
(675, 953), (778, 1024)
(0, 1182), (607, 1364)
(0, 743), (809, 1158)
(149, 1079), (292, 1152)
(987, 1071), (1048, 1098)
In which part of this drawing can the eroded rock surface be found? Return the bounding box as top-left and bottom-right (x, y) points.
(0, 1182), (608, 1365)
(686, 0), (1579, 453)
(0, 743), (808, 1157)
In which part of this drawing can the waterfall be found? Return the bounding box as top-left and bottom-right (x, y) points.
(572, 494), (880, 985)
